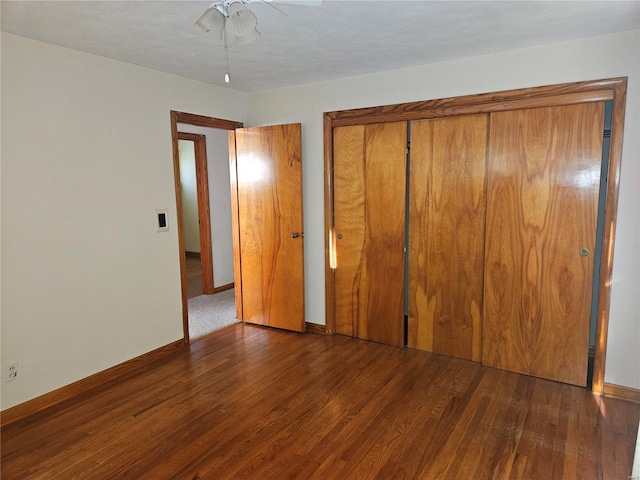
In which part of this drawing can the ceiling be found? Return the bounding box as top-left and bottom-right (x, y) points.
(2, 1), (639, 92)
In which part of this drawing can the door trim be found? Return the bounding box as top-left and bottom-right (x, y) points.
(170, 111), (243, 345)
(227, 130), (243, 321)
(323, 77), (627, 393)
(178, 132), (214, 294)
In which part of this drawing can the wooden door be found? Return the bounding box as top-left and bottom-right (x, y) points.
(408, 114), (488, 361)
(333, 122), (407, 347)
(233, 124), (305, 332)
(483, 102), (605, 386)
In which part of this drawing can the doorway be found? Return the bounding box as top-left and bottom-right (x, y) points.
(171, 111), (242, 344)
(177, 132), (214, 296)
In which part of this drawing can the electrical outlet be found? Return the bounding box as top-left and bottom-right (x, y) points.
(7, 362), (18, 382)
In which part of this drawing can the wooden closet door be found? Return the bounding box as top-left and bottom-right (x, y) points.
(333, 122), (407, 347)
(408, 114), (488, 361)
(483, 103), (605, 386)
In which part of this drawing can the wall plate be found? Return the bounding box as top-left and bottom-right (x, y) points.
(156, 208), (169, 232)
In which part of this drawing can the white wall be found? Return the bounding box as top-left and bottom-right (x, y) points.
(246, 30), (640, 390)
(177, 125), (234, 287)
(178, 140), (200, 253)
(0, 33), (246, 410)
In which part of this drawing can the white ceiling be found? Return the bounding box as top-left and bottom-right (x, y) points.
(2, 1), (639, 92)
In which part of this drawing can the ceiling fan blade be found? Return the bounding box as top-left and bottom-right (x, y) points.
(247, 0), (322, 16)
(250, 0), (324, 6)
(272, 0), (323, 5)
(261, 2), (288, 18)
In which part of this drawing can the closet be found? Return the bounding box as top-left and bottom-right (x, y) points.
(408, 114), (488, 362)
(333, 122), (407, 346)
(324, 78), (627, 389)
(483, 103), (604, 386)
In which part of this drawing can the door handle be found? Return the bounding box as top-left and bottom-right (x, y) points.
(292, 232), (300, 239)
(580, 248), (589, 257)
(337, 233), (343, 240)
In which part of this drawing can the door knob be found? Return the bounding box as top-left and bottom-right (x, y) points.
(337, 233), (343, 240)
(292, 232), (300, 239)
(580, 248), (589, 257)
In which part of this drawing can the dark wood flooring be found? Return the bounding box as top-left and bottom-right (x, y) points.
(2, 324), (638, 479)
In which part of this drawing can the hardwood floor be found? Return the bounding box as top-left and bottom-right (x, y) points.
(2, 324), (638, 479)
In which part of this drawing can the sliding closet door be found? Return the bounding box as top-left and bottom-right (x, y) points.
(408, 115), (488, 361)
(333, 122), (407, 347)
(483, 103), (605, 386)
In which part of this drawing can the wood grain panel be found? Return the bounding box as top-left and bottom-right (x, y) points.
(325, 78), (622, 127)
(191, 133), (215, 294)
(333, 122), (407, 346)
(408, 115), (488, 361)
(323, 113), (337, 335)
(170, 114), (190, 343)
(235, 124), (305, 332)
(483, 102), (605, 386)
(171, 111), (243, 131)
(227, 130), (243, 320)
(603, 383), (640, 404)
(593, 79), (627, 394)
(333, 124), (365, 339)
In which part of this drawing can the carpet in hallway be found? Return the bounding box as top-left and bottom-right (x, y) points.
(188, 289), (239, 340)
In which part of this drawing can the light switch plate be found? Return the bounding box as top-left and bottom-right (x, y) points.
(156, 209), (169, 232)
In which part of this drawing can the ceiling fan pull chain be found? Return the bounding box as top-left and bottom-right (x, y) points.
(224, 28), (231, 83)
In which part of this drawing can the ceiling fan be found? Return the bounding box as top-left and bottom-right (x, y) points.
(195, 0), (323, 84)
